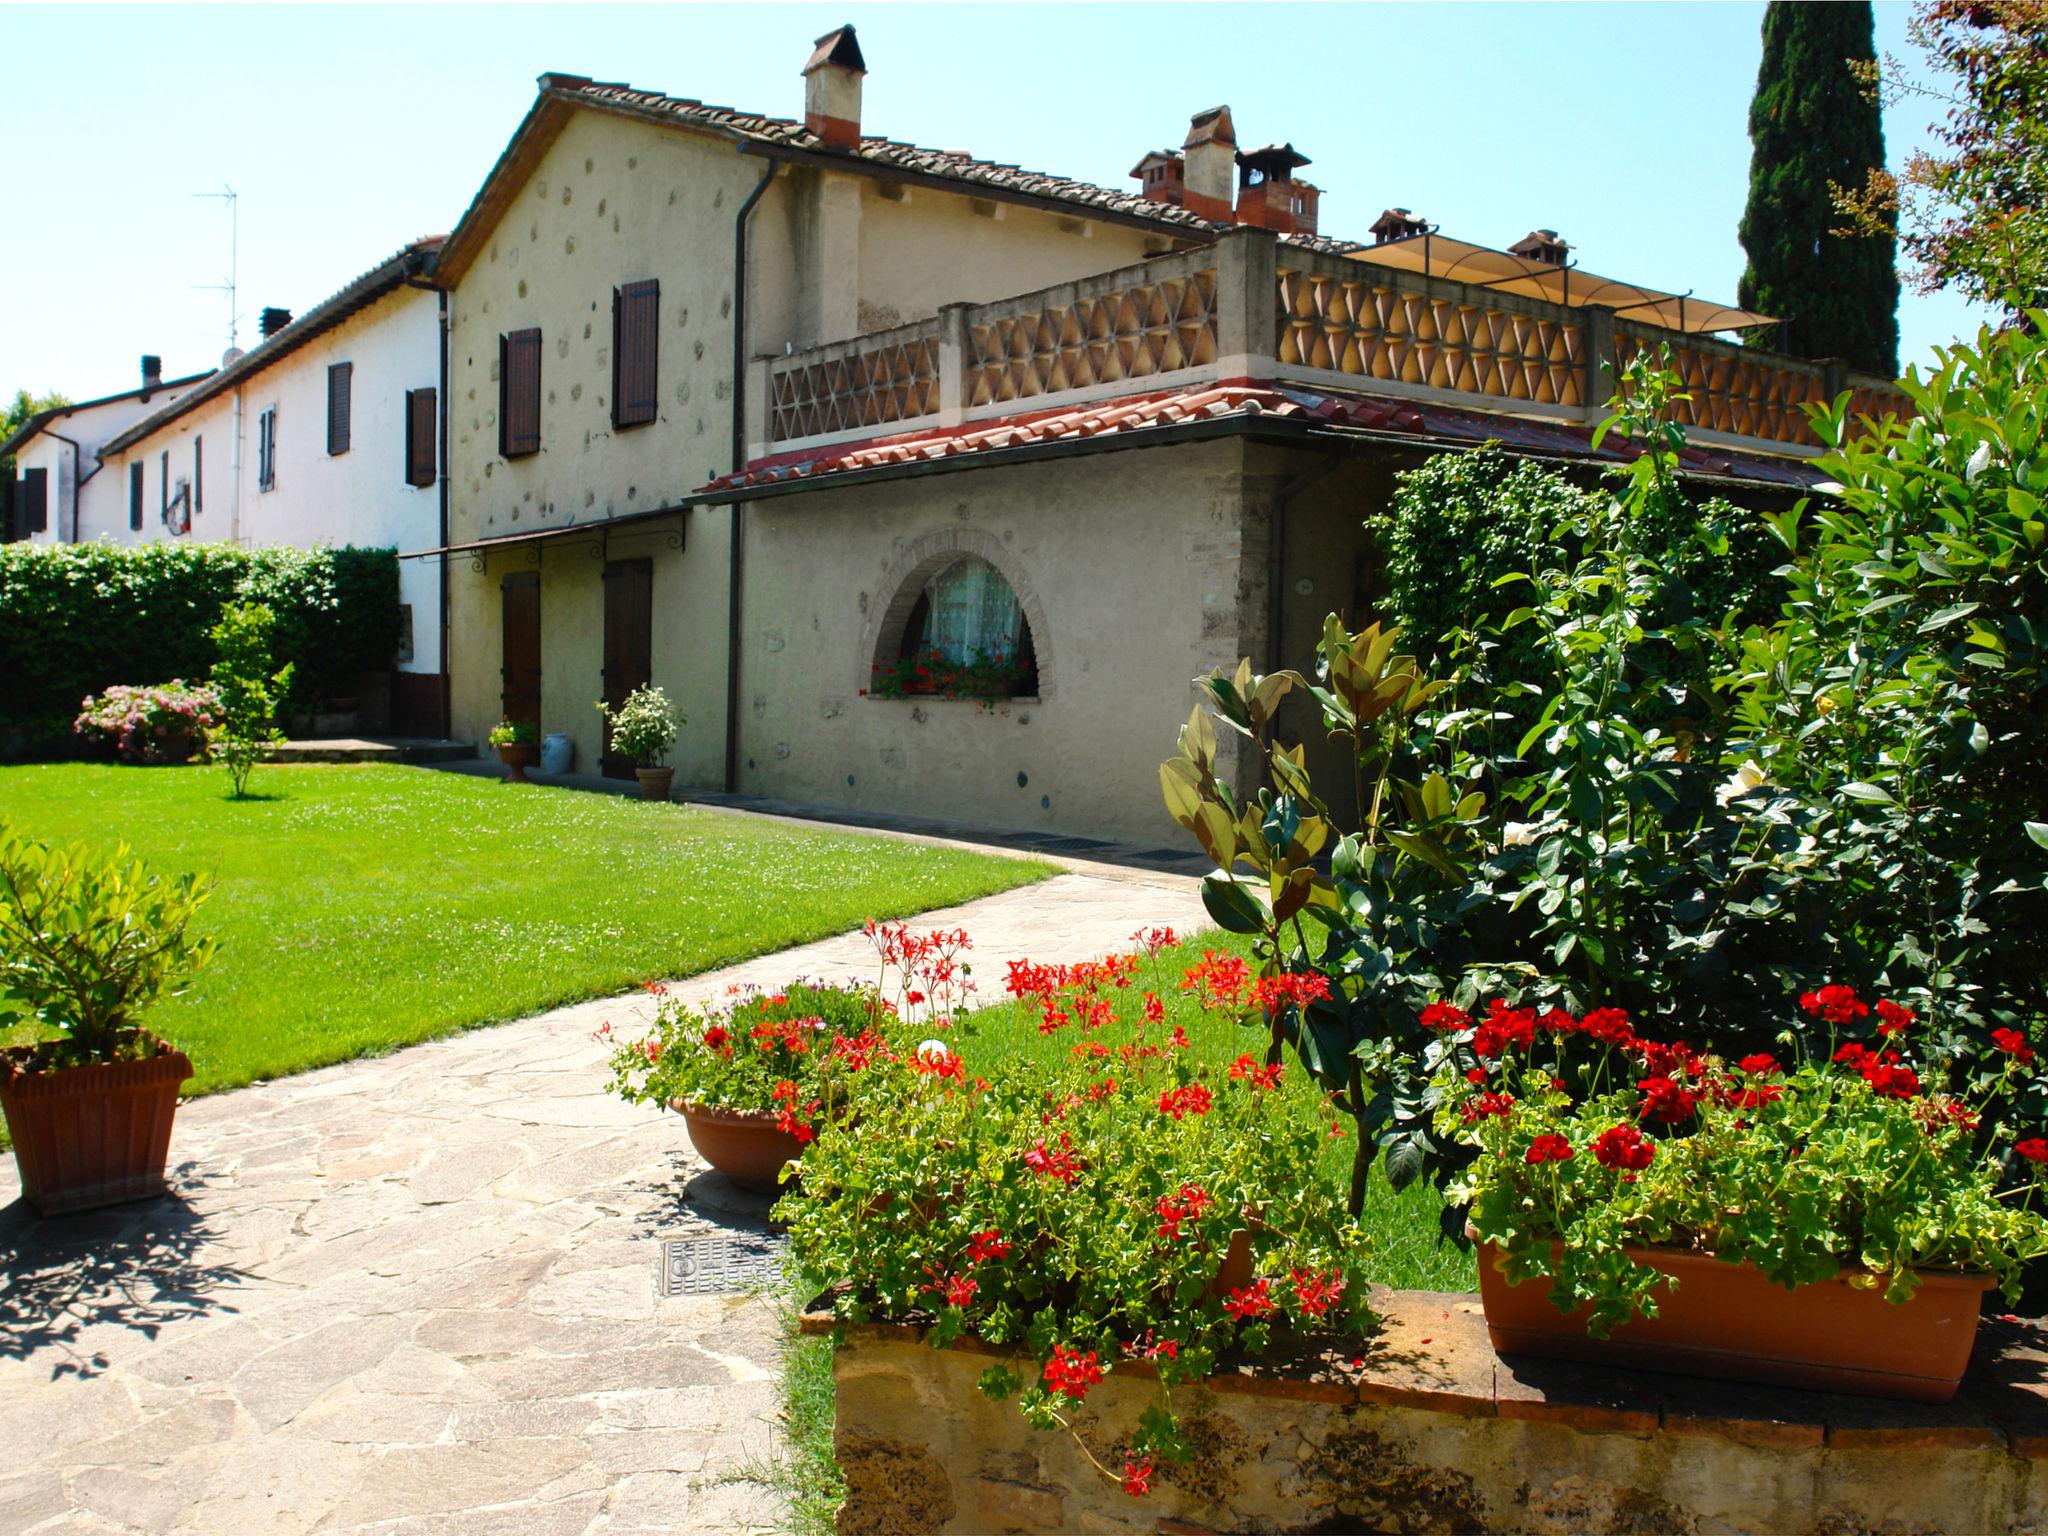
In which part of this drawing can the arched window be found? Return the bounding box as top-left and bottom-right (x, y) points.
(875, 555), (1038, 699)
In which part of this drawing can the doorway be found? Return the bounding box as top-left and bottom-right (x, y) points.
(500, 572), (541, 733)
(601, 559), (653, 780)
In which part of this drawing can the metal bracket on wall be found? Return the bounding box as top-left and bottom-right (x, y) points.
(468, 551), (488, 575)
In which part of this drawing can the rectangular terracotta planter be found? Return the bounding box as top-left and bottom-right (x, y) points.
(1, 1050), (193, 1216)
(1477, 1241), (1994, 1403)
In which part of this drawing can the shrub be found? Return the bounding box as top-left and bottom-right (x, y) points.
(0, 819), (216, 1071)
(1437, 987), (2048, 1331)
(74, 682), (221, 764)
(596, 683), (682, 769)
(486, 719), (536, 747)
(209, 603), (292, 799)
(0, 542), (400, 751)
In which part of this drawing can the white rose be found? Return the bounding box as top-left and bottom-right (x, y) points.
(1716, 760), (1770, 806)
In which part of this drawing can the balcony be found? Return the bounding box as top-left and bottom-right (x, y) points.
(747, 229), (1909, 465)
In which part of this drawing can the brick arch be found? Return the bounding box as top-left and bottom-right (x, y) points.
(862, 529), (1053, 700)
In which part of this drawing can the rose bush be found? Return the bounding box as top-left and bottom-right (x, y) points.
(782, 932), (1372, 1498)
(1434, 985), (2048, 1336)
(73, 682), (221, 764)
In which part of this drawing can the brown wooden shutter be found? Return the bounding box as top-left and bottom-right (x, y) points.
(130, 462), (143, 529)
(194, 436), (203, 512)
(612, 280), (659, 429)
(160, 451), (169, 516)
(20, 468), (47, 533)
(405, 388), (437, 487)
(500, 329), (542, 458)
(327, 362), (353, 455)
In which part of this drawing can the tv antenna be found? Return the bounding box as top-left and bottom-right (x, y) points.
(192, 185), (239, 353)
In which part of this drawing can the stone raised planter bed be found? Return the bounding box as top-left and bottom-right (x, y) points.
(808, 1288), (2048, 1536)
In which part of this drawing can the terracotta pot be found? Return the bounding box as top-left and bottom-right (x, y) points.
(1476, 1239), (1994, 1402)
(675, 1101), (805, 1195)
(1, 1049), (193, 1216)
(1209, 1228), (1256, 1298)
(495, 741), (537, 782)
(635, 766), (675, 802)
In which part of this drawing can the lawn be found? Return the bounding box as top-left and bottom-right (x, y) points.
(0, 762), (1055, 1098)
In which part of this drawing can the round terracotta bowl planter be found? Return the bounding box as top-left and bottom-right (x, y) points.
(1476, 1240), (1994, 1403)
(674, 1101), (805, 1195)
(495, 742), (538, 783)
(1, 1050), (194, 1217)
(635, 767), (675, 802)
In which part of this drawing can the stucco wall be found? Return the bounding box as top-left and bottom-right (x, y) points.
(731, 441), (1258, 844)
(12, 384), (203, 548)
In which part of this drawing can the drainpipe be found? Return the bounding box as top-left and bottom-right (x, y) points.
(725, 157), (780, 794)
(409, 274), (453, 736)
(230, 387), (244, 546)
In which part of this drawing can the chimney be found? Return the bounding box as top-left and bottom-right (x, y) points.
(1180, 107), (1236, 222)
(1129, 150), (1186, 208)
(803, 24), (867, 149)
(1235, 143), (1315, 235)
(140, 355), (163, 391)
(259, 306), (293, 339)
(1509, 229), (1570, 266)
(1370, 208), (1429, 245)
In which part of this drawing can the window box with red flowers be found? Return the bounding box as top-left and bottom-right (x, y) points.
(780, 933), (1372, 1501)
(866, 646), (1037, 703)
(1435, 987), (2048, 1401)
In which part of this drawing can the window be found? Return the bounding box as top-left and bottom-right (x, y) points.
(194, 436), (203, 513)
(396, 604), (415, 665)
(404, 388), (437, 488)
(129, 462), (143, 530)
(19, 468), (47, 534)
(327, 362), (353, 455)
(499, 329), (542, 458)
(889, 556), (1037, 695)
(258, 406), (278, 492)
(612, 280), (659, 429)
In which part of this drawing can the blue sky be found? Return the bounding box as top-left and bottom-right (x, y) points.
(1, 3), (1994, 403)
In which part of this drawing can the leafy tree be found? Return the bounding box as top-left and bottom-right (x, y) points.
(1835, 0), (2048, 317)
(208, 602), (293, 799)
(1739, 1), (1901, 375)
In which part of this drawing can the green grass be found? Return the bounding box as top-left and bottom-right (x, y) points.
(0, 762), (1055, 1098)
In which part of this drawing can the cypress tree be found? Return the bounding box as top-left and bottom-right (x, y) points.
(1738, 1), (1900, 377)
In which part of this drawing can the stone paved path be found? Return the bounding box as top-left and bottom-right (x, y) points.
(0, 861), (1203, 1535)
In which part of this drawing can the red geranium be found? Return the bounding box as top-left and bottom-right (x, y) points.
(1222, 1277), (1276, 1319)
(1800, 984), (1870, 1026)
(1993, 1028), (2037, 1065)
(1041, 1345), (1104, 1401)
(1525, 1133), (1575, 1165)
(1157, 1083), (1214, 1120)
(1592, 1124), (1656, 1172)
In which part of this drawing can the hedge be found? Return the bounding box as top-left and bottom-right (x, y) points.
(0, 542), (401, 752)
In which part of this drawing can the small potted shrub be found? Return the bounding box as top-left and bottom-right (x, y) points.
(487, 718), (539, 782)
(0, 821), (216, 1216)
(74, 682), (223, 765)
(1437, 988), (2048, 1401)
(597, 684), (682, 800)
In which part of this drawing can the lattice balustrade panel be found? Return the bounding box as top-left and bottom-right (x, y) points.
(967, 271), (1217, 407)
(1847, 383), (1913, 431)
(1276, 269), (1586, 407)
(770, 335), (942, 442)
(1617, 334), (1828, 446)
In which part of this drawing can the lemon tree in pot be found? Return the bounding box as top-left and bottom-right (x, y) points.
(0, 821), (216, 1216)
(597, 683), (681, 801)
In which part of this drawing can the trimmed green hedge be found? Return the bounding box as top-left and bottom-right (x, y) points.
(0, 543), (400, 752)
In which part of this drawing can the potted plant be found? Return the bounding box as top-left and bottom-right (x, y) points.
(596, 684), (682, 800)
(487, 718), (539, 782)
(782, 933), (1372, 1502)
(1435, 988), (2048, 1402)
(0, 821), (216, 1216)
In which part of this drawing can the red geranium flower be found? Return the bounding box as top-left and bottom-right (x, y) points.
(967, 1228), (1011, 1263)
(1022, 1134), (1084, 1184)
(1157, 1083), (1214, 1120)
(1800, 985), (1870, 1026)
(1992, 1028), (2037, 1065)
(1578, 1007), (1635, 1047)
(1862, 1059), (1922, 1100)
(1154, 1182), (1214, 1241)
(1419, 1001), (1471, 1032)
(1228, 1054), (1284, 1090)
(1289, 1267), (1345, 1320)
(1592, 1124), (1656, 1172)
(1525, 1133), (1575, 1165)
(1041, 1345), (1104, 1401)
(1473, 1002), (1537, 1059)
(1737, 1053), (1780, 1077)
(1875, 999), (1916, 1037)
(1222, 1277), (1276, 1320)
(1636, 1075), (1701, 1126)
(1121, 1456), (1155, 1497)
(1460, 1091), (1516, 1124)
(2017, 1138), (2048, 1165)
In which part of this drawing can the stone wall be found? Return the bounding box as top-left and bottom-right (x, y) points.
(810, 1290), (2048, 1536)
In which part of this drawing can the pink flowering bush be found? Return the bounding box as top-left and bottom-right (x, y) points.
(73, 682), (221, 764)
(783, 931), (1371, 1499)
(1437, 986), (2048, 1336)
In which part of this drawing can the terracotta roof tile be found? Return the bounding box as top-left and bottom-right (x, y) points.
(696, 382), (1824, 498)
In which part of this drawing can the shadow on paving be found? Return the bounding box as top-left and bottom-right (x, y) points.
(0, 1171), (249, 1381)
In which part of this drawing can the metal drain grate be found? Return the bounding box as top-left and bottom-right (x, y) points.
(657, 1232), (787, 1296)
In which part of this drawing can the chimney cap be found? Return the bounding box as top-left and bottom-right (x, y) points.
(804, 24), (866, 75)
(1128, 149), (1183, 179)
(259, 306), (294, 339)
(140, 354), (163, 382)
(1371, 207), (1431, 244)
(1183, 106), (1235, 150)
(1236, 142), (1311, 181)
(1508, 228), (1571, 264)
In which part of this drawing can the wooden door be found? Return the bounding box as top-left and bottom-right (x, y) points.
(601, 559), (653, 779)
(500, 573), (541, 732)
